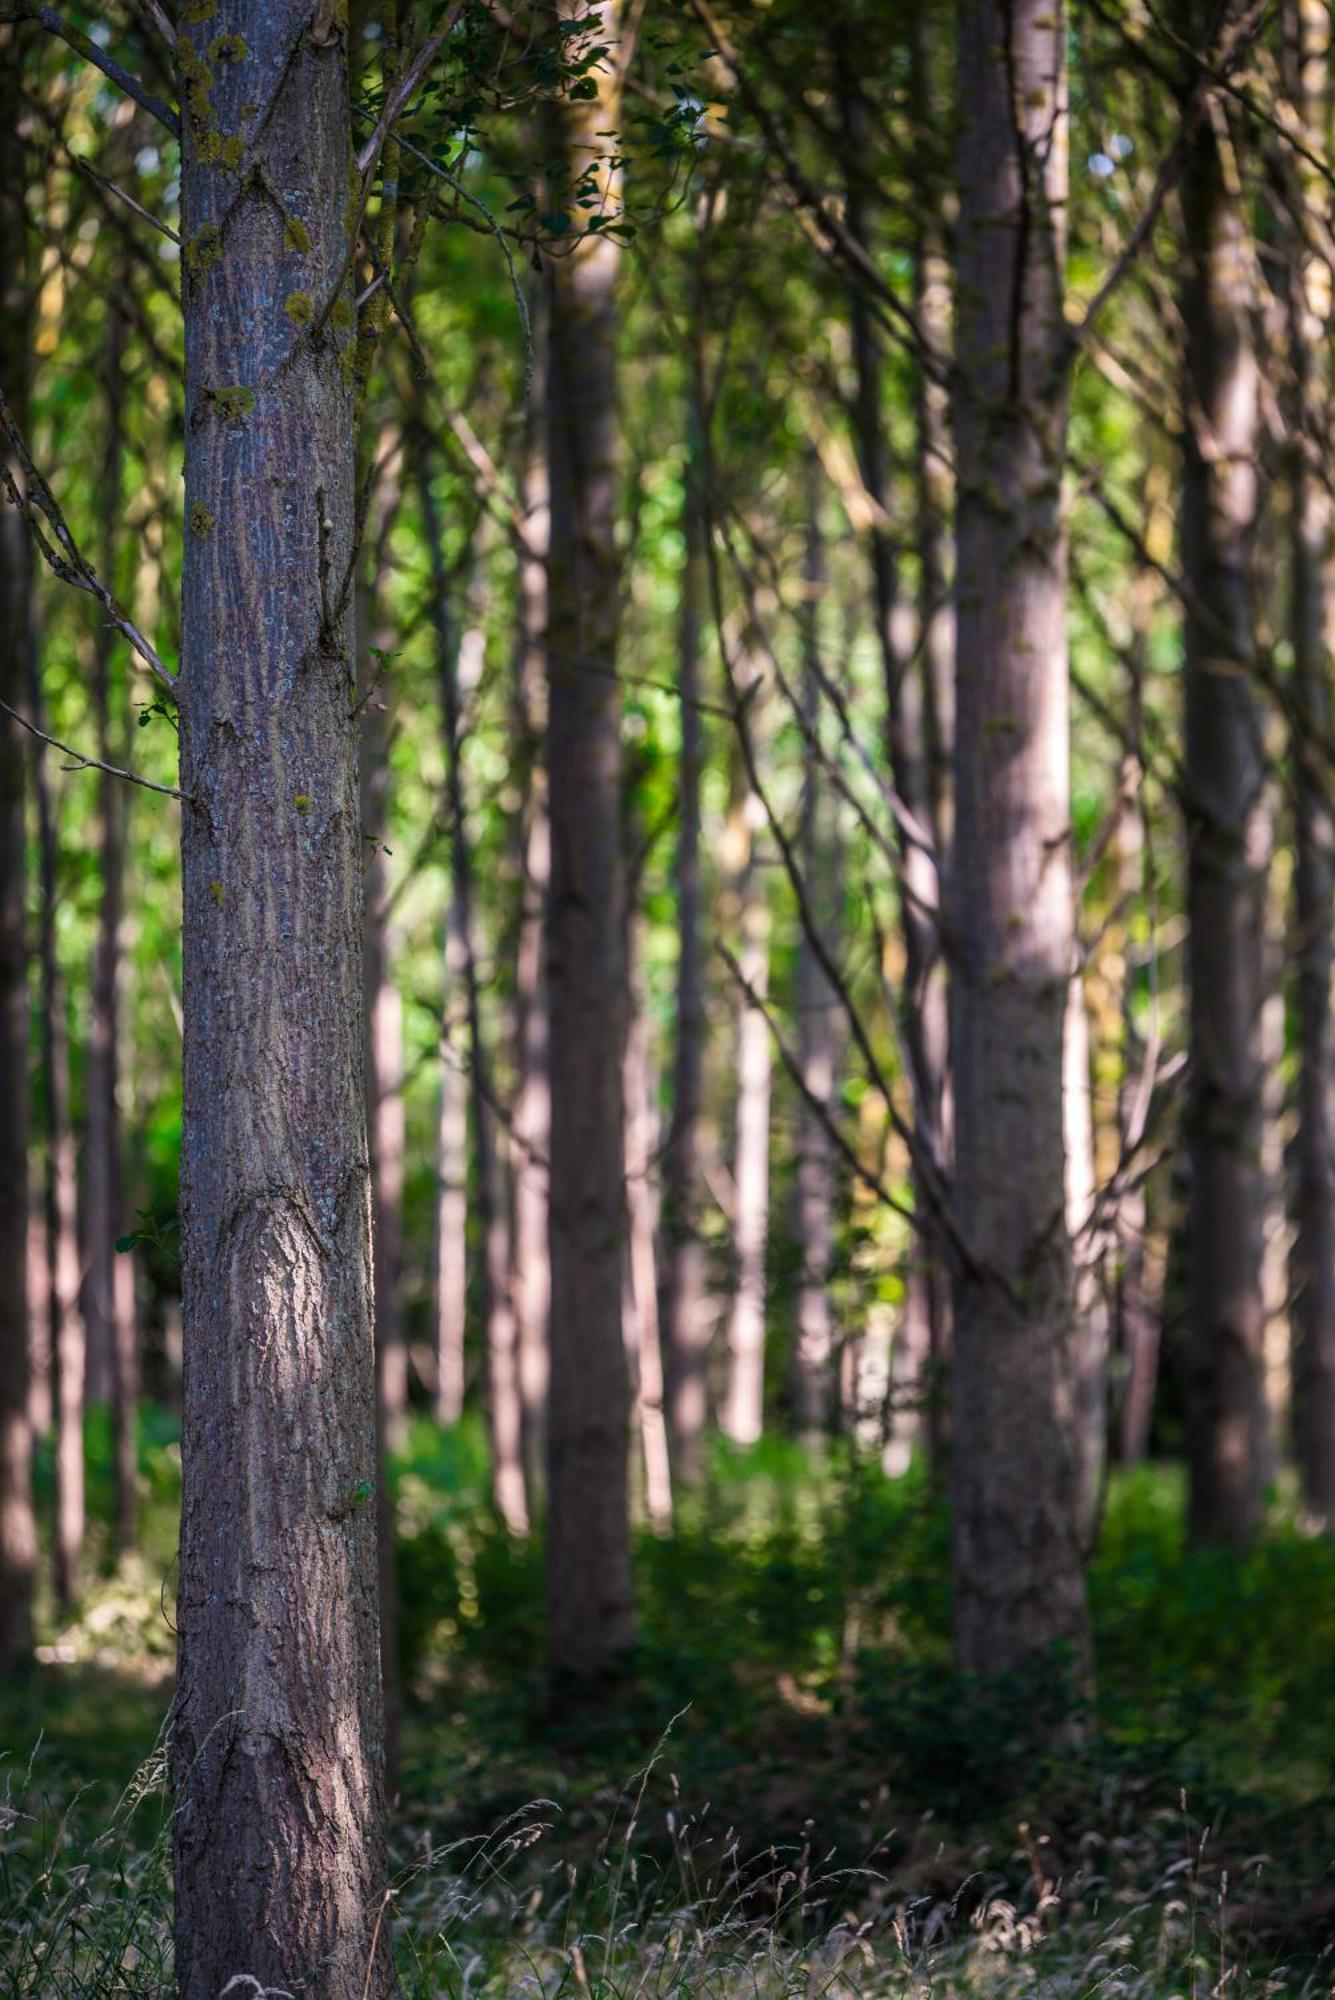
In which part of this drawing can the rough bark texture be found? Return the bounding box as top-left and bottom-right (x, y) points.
(950, 0), (1089, 1677)
(544, 0), (635, 1683)
(0, 19), (36, 1670)
(1285, 0), (1335, 1522)
(172, 6), (395, 1993)
(31, 663), (85, 1611)
(1177, 0), (1268, 1546)
(661, 422), (710, 1478)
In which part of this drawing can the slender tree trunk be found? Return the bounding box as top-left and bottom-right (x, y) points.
(415, 430), (528, 1533)
(1177, 0), (1268, 1546)
(435, 896), (469, 1427)
(172, 5), (395, 1991)
(950, 0), (1089, 1677)
(836, 29), (950, 1454)
(512, 283), (551, 1505)
(0, 20), (36, 1668)
(360, 462), (409, 1459)
(792, 490), (840, 1437)
(30, 665), (85, 1611)
(1285, 0), (1335, 1522)
(623, 907), (673, 1528)
(1114, 742), (1162, 1465)
(661, 420), (710, 1478)
(84, 305), (138, 1553)
(544, 0), (634, 1683)
(721, 717), (772, 1447)
(1065, 969), (1109, 1529)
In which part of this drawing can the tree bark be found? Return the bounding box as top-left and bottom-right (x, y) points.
(435, 892), (469, 1427)
(1285, 0), (1335, 1522)
(172, 5), (395, 1992)
(950, 0), (1089, 1677)
(544, 0), (635, 1683)
(0, 18), (36, 1669)
(1177, 0), (1268, 1546)
(660, 417), (710, 1478)
(1065, 968), (1109, 1530)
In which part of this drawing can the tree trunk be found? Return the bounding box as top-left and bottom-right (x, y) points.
(950, 0), (1089, 1678)
(84, 304), (138, 1553)
(1065, 968), (1109, 1530)
(172, 5), (395, 1991)
(512, 282), (551, 1506)
(661, 419), (710, 1479)
(721, 719), (772, 1448)
(544, 0), (635, 1684)
(623, 907), (673, 1528)
(1177, 0), (1268, 1546)
(435, 892), (469, 1427)
(837, 28), (950, 1460)
(792, 489), (840, 1437)
(30, 664), (85, 1612)
(416, 430), (529, 1535)
(1114, 741), (1162, 1465)
(1285, 0), (1335, 1522)
(360, 460), (409, 1459)
(0, 19), (36, 1668)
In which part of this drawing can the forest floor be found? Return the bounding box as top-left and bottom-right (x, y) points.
(2, 1414), (1334, 1995)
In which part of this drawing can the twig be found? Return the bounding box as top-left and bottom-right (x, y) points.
(0, 388), (177, 692)
(0, 697), (183, 799)
(21, 3), (181, 136)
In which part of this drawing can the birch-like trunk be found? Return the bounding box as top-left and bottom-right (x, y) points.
(545, 0), (635, 1682)
(950, 0), (1089, 1676)
(172, 5), (395, 1990)
(1178, 0), (1268, 1545)
(721, 743), (772, 1448)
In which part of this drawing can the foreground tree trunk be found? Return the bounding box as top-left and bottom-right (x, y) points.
(1285, 0), (1335, 1523)
(0, 20), (36, 1668)
(544, 0), (635, 1683)
(950, 0), (1089, 1677)
(172, 5), (395, 1992)
(1177, 0), (1268, 1546)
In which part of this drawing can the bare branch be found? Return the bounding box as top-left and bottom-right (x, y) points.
(20, 4), (181, 136)
(0, 697), (183, 800)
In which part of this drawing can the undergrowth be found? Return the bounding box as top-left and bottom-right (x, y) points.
(2, 1412), (1333, 1993)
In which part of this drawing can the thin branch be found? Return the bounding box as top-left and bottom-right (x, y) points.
(1, 697), (183, 799)
(0, 388), (177, 692)
(20, 4), (181, 136)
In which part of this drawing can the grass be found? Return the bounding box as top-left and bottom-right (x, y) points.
(2, 1412), (1333, 1993)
